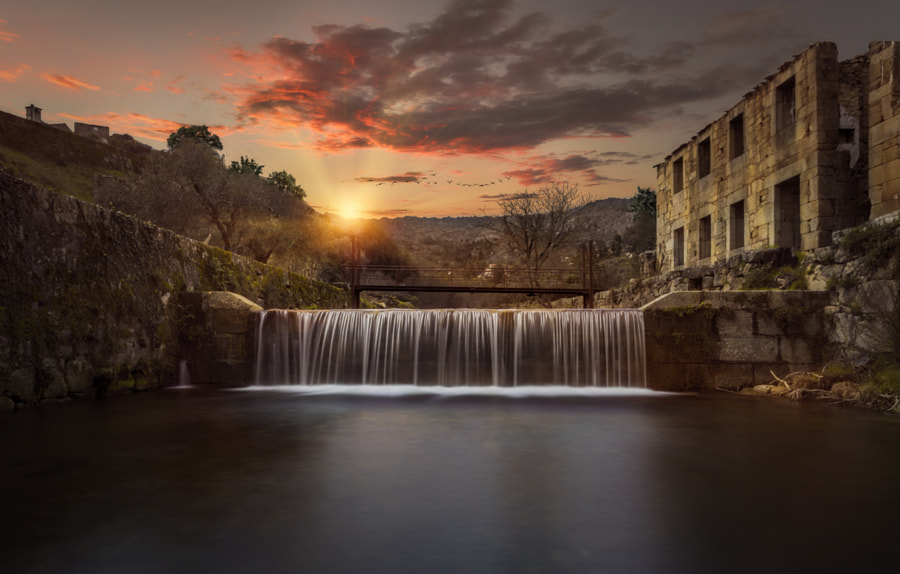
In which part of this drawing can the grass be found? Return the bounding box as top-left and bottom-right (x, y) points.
(0, 109), (148, 202)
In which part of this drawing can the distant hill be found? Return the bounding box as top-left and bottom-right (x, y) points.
(380, 197), (634, 268)
(0, 109), (151, 202)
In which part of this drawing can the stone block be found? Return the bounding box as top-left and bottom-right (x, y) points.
(779, 337), (816, 364)
(757, 308), (825, 338)
(708, 363), (757, 389)
(884, 142), (900, 163)
(717, 310), (754, 336)
(646, 362), (717, 392)
(870, 121), (895, 146)
(885, 158), (900, 182)
(204, 291), (264, 335)
(718, 336), (779, 362)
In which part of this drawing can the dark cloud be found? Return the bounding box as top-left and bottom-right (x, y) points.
(699, 7), (791, 47)
(231, 0), (791, 156)
(502, 151), (650, 186)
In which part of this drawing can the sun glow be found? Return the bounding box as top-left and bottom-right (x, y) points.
(338, 201), (364, 220)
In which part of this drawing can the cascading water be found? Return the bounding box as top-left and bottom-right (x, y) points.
(253, 309), (646, 387)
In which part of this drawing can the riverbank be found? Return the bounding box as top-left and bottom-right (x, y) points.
(722, 366), (900, 415)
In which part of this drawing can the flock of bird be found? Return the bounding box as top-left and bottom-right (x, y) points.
(371, 174), (513, 187)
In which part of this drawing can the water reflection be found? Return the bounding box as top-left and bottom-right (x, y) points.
(1, 389), (899, 573)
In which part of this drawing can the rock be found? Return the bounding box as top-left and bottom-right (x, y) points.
(855, 280), (899, 314)
(0, 396), (15, 410)
(40, 359), (68, 400)
(5, 367), (37, 403)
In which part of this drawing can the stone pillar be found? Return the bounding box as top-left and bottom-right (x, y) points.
(178, 291), (263, 386)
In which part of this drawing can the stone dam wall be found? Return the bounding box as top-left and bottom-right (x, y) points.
(0, 171), (348, 409)
(642, 291), (832, 391)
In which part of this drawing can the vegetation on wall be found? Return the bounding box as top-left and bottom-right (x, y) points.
(838, 218), (900, 276)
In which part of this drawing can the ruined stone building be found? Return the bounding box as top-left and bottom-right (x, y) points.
(655, 41), (900, 271)
(73, 122), (110, 140)
(24, 104), (106, 138)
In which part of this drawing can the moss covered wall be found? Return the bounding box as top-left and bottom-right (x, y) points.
(0, 171), (347, 409)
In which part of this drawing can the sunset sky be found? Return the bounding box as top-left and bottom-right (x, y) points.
(2, 0), (898, 217)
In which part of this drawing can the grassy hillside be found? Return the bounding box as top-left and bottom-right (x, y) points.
(0, 109), (151, 202)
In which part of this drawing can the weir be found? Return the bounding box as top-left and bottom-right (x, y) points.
(253, 309), (646, 387)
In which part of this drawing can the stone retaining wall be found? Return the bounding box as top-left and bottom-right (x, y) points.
(0, 171), (348, 409)
(642, 291), (832, 391)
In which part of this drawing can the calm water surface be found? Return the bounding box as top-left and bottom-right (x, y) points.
(2, 387), (899, 573)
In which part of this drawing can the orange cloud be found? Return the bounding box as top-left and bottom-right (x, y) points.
(0, 64), (30, 83)
(167, 75), (186, 94)
(42, 73), (101, 91)
(134, 82), (154, 92)
(0, 20), (20, 43)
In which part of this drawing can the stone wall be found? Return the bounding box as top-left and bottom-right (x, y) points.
(868, 41), (900, 218)
(602, 220), (900, 390)
(0, 171), (348, 409)
(642, 291), (831, 391)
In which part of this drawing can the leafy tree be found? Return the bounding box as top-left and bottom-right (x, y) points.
(101, 141), (303, 257)
(488, 182), (586, 273)
(166, 125), (223, 151)
(266, 170), (306, 200)
(628, 186), (656, 217)
(229, 156), (264, 176)
(623, 186), (657, 253)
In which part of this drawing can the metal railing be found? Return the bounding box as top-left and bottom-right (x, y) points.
(343, 264), (585, 289)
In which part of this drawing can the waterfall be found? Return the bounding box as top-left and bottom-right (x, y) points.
(253, 309), (646, 387)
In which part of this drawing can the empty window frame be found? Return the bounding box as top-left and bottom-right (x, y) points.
(699, 215), (712, 260)
(697, 137), (711, 179)
(729, 200), (745, 250)
(673, 157), (684, 194)
(729, 114), (745, 159)
(673, 226), (685, 267)
(774, 176), (801, 251)
(776, 76), (796, 141)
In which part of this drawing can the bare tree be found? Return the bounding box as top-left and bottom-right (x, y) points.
(488, 182), (586, 273)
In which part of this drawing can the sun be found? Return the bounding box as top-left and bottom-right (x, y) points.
(336, 197), (369, 220)
(338, 204), (362, 220)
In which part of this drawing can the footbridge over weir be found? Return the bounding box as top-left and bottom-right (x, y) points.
(343, 263), (596, 308)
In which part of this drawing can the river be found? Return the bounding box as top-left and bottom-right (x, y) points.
(2, 387), (899, 573)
